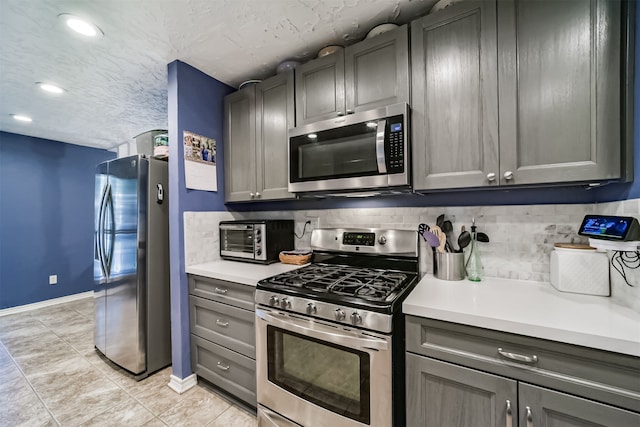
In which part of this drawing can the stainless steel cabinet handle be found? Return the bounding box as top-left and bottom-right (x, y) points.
(487, 172), (496, 182)
(336, 111), (344, 116)
(506, 400), (512, 427)
(214, 287), (228, 294)
(255, 192), (261, 198)
(346, 109), (354, 114)
(216, 361), (230, 371)
(497, 348), (538, 364)
(250, 192), (255, 198)
(504, 171), (514, 180)
(526, 406), (533, 427)
(215, 319), (229, 328)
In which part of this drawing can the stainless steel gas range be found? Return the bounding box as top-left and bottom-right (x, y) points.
(255, 228), (419, 427)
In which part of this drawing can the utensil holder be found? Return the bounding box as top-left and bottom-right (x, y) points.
(434, 252), (465, 281)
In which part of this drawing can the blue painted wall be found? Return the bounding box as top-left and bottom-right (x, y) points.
(167, 60), (234, 379)
(0, 131), (115, 309)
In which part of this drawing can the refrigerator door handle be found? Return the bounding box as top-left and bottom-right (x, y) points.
(97, 183), (109, 278)
(104, 184), (115, 276)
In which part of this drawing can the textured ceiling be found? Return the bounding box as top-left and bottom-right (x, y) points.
(0, 0), (437, 150)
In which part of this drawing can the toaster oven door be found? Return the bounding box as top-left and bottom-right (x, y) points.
(220, 224), (256, 260)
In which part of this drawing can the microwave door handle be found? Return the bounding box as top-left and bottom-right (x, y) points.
(376, 119), (387, 174)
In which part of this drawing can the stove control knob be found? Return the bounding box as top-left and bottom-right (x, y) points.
(281, 298), (292, 309)
(350, 312), (362, 325)
(307, 303), (317, 315)
(269, 296), (279, 306)
(335, 309), (346, 321)
(378, 235), (387, 245)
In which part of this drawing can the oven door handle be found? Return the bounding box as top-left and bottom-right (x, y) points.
(256, 308), (389, 351)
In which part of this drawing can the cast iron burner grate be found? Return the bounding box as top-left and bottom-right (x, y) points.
(263, 264), (408, 302)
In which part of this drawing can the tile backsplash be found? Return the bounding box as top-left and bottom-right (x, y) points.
(184, 198), (640, 310)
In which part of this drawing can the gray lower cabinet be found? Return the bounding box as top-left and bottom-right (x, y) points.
(406, 353), (517, 426)
(412, 0), (628, 190)
(295, 25), (409, 125)
(405, 316), (640, 427)
(224, 71), (294, 202)
(188, 275), (257, 407)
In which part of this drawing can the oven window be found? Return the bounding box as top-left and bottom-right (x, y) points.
(221, 229), (254, 253)
(267, 325), (370, 424)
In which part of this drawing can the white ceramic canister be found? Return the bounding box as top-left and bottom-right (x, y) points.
(549, 243), (610, 296)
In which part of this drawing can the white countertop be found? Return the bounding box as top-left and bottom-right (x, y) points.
(403, 276), (640, 357)
(185, 260), (306, 286)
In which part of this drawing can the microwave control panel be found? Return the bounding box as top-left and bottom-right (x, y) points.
(385, 114), (405, 173)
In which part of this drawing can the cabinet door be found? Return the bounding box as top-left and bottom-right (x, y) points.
(295, 52), (345, 125)
(411, 1), (499, 190)
(406, 353), (517, 427)
(224, 87), (256, 202)
(344, 25), (409, 113)
(498, 0), (621, 185)
(519, 383), (640, 427)
(255, 71), (295, 200)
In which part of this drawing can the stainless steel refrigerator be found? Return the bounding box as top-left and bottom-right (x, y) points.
(94, 155), (171, 379)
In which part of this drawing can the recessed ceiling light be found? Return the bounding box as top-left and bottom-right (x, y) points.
(58, 13), (103, 37)
(37, 82), (65, 94)
(12, 114), (33, 122)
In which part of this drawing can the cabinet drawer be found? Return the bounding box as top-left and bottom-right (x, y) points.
(406, 316), (640, 412)
(191, 334), (256, 408)
(190, 295), (255, 358)
(189, 275), (255, 310)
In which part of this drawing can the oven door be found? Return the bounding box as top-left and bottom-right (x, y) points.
(256, 307), (392, 427)
(219, 224), (256, 260)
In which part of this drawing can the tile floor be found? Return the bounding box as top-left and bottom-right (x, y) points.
(0, 297), (257, 426)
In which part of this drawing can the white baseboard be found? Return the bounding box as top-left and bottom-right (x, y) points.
(168, 373), (198, 394)
(0, 291), (93, 317)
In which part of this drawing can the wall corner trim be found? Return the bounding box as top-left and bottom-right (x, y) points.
(167, 373), (198, 394)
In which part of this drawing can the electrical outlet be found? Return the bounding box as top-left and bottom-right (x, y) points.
(49, 275), (57, 285)
(306, 217), (319, 232)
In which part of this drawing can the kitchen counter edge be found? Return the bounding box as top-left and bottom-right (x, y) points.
(403, 275), (640, 357)
(186, 260), (307, 286)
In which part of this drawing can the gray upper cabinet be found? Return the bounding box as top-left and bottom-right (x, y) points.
(411, 1), (499, 190)
(498, 0), (622, 186)
(295, 52), (345, 125)
(224, 71), (295, 202)
(224, 87), (256, 201)
(344, 25), (410, 113)
(413, 0), (625, 191)
(295, 25), (409, 125)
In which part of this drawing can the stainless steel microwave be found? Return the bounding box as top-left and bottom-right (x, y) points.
(219, 220), (294, 264)
(288, 103), (410, 195)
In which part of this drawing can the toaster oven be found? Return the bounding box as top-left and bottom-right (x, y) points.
(219, 220), (294, 264)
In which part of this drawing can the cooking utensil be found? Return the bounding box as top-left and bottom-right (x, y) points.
(422, 230), (441, 248)
(457, 231), (471, 252)
(430, 225), (447, 253)
(477, 232), (490, 243)
(436, 214), (445, 229)
(442, 220), (455, 252)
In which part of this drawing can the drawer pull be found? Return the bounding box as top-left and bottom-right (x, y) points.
(506, 400), (512, 427)
(216, 361), (230, 371)
(215, 319), (229, 328)
(214, 287), (228, 294)
(526, 406), (533, 427)
(497, 348), (538, 364)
